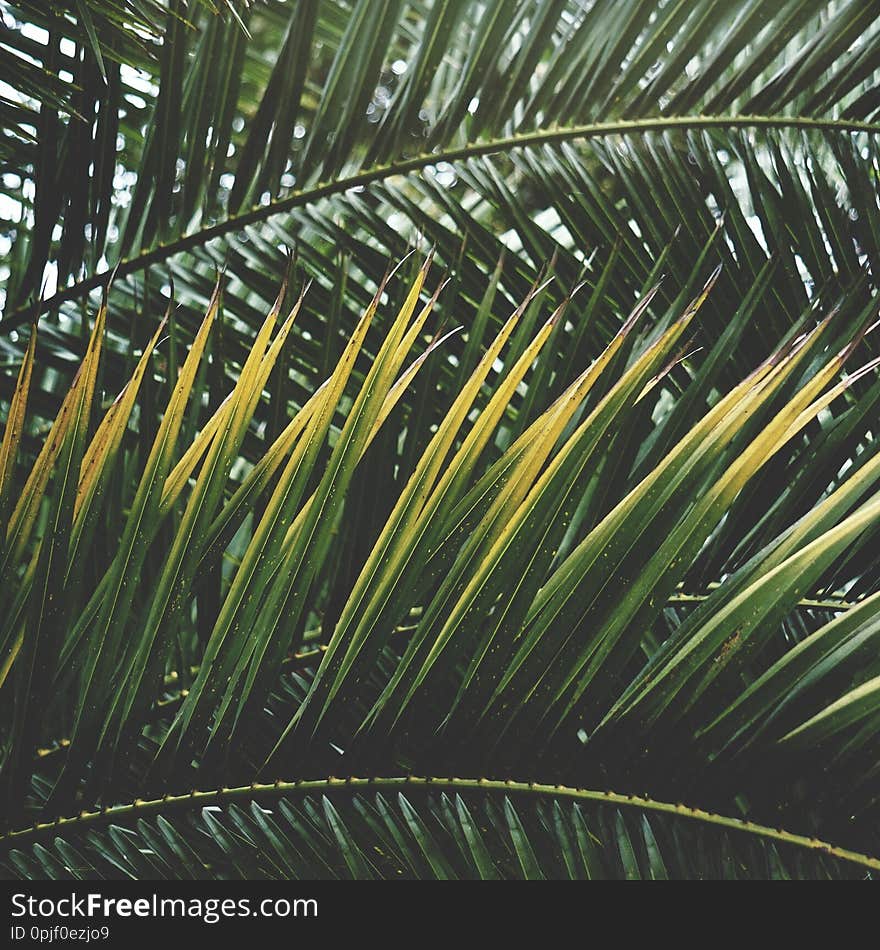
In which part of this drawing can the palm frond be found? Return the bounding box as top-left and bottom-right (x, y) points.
(3, 779), (875, 881)
(2, 0), (880, 881)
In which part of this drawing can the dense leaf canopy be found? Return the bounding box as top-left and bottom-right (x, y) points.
(1, 0), (879, 880)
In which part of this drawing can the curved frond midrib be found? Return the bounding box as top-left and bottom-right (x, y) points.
(4, 112), (878, 332)
(4, 775), (878, 872)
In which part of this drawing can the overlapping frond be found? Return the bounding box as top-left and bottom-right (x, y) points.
(2, 0), (880, 882)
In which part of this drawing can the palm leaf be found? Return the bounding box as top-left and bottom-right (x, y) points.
(2, 779), (875, 881)
(2, 0), (880, 882)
